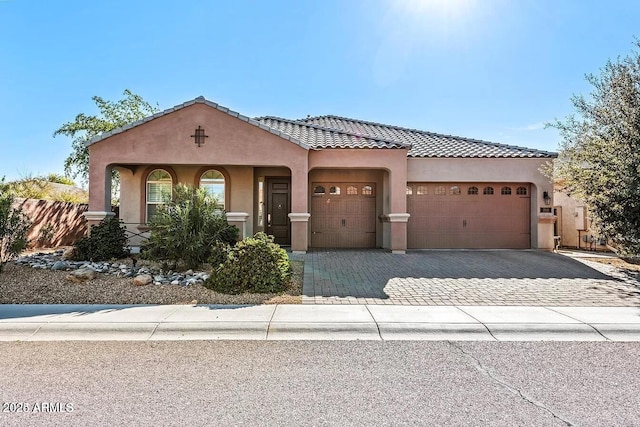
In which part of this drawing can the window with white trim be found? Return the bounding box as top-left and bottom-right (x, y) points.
(146, 169), (172, 221)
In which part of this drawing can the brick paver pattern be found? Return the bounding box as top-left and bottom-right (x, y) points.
(289, 250), (640, 306)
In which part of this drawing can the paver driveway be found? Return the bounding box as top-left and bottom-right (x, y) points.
(289, 250), (640, 306)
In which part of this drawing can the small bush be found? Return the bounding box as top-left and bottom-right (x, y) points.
(142, 184), (238, 270)
(205, 232), (291, 294)
(0, 179), (31, 272)
(73, 216), (128, 261)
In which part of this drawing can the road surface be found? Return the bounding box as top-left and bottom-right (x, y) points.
(1, 341), (639, 426)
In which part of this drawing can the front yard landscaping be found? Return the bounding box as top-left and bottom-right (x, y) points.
(0, 185), (304, 305)
(0, 250), (303, 305)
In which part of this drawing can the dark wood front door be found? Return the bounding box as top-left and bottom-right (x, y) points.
(266, 178), (291, 245)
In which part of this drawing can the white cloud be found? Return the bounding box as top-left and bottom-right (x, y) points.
(508, 121), (546, 132)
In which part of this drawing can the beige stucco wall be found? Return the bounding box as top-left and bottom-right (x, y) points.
(553, 189), (606, 250)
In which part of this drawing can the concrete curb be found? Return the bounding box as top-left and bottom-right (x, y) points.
(1, 304), (640, 342)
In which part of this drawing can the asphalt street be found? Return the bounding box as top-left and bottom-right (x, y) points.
(1, 341), (639, 426)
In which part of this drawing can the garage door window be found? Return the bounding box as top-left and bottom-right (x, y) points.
(406, 186), (413, 196)
(313, 186), (325, 195)
(347, 185), (358, 195)
(516, 186), (528, 195)
(501, 187), (512, 195)
(417, 185), (428, 195)
(483, 186), (494, 195)
(362, 185), (374, 196)
(468, 186), (479, 195)
(435, 186), (446, 195)
(450, 186), (461, 195)
(330, 186), (341, 195)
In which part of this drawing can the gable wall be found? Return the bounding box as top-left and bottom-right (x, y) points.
(89, 103), (308, 168)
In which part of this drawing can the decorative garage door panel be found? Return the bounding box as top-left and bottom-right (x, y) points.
(311, 183), (376, 248)
(407, 183), (531, 249)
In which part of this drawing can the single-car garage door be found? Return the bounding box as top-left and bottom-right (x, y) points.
(311, 183), (376, 248)
(407, 183), (531, 249)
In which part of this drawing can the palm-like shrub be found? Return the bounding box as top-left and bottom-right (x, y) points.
(142, 184), (238, 270)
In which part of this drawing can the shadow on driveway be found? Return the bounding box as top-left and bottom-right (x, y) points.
(300, 250), (640, 304)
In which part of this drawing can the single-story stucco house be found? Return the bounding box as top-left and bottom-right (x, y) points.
(84, 96), (558, 254)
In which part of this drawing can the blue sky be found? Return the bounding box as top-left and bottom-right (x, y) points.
(0, 0), (638, 183)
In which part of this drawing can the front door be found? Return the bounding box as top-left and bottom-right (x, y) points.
(266, 178), (291, 245)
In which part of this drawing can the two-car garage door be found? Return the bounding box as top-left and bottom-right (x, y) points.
(407, 183), (531, 249)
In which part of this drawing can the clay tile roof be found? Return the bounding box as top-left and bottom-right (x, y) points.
(297, 115), (557, 158)
(254, 116), (410, 150)
(86, 96), (556, 158)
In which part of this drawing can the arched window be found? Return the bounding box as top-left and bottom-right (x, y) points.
(313, 185), (326, 195)
(468, 186), (479, 195)
(501, 186), (512, 195)
(406, 186), (413, 196)
(483, 186), (494, 195)
(347, 185), (358, 195)
(362, 185), (374, 196)
(516, 186), (528, 195)
(330, 186), (341, 195)
(199, 170), (225, 209)
(417, 185), (428, 195)
(146, 169), (172, 221)
(450, 186), (461, 195)
(435, 186), (446, 195)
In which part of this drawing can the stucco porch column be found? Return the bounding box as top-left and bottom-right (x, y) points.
(537, 214), (557, 251)
(388, 213), (411, 254)
(290, 166), (309, 253)
(226, 212), (250, 240)
(84, 159), (114, 231)
(388, 164), (410, 254)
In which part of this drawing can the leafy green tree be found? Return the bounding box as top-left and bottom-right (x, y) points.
(550, 40), (640, 255)
(142, 184), (239, 270)
(0, 178), (32, 272)
(53, 89), (159, 191)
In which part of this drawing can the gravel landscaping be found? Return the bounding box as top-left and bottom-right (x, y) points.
(0, 249), (303, 305)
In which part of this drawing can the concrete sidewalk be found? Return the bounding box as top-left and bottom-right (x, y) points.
(1, 304), (640, 341)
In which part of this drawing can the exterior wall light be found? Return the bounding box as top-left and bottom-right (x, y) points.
(543, 191), (551, 206)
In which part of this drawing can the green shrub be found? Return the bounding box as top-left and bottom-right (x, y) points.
(142, 184), (238, 270)
(205, 232), (291, 294)
(73, 216), (128, 261)
(0, 178), (31, 272)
